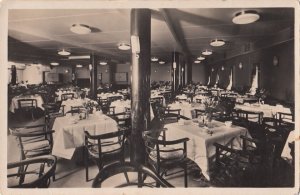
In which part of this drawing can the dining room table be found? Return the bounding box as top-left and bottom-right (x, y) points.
(55, 90), (78, 101)
(9, 94), (44, 113)
(51, 112), (118, 159)
(164, 119), (250, 180)
(60, 98), (98, 114)
(97, 92), (124, 100)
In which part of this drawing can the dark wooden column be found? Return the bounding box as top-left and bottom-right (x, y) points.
(130, 9), (151, 165)
(171, 51), (180, 95)
(89, 54), (98, 100)
(186, 57), (193, 84)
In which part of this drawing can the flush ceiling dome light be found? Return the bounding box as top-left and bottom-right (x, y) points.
(151, 57), (159, 62)
(158, 61), (165, 65)
(202, 49), (212, 56)
(232, 10), (260, 24)
(194, 60), (201, 64)
(197, 56), (205, 60)
(70, 24), (91, 35)
(58, 49), (71, 56)
(118, 43), (131, 50)
(210, 39), (225, 47)
(50, 62), (59, 66)
(99, 61), (108, 66)
(76, 64), (83, 68)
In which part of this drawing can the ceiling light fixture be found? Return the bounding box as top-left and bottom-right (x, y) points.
(221, 66), (224, 71)
(210, 39), (225, 47)
(50, 62), (59, 66)
(70, 24), (91, 35)
(76, 64), (83, 68)
(194, 60), (201, 64)
(99, 61), (108, 66)
(197, 56), (205, 60)
(118, 43), (131, 50)
(151, 57), (159, 62)
(159, 61), (165, 65)
(58, 49), (70, 56)
(232, 10), (260, 25)
(202, 49), (212, 56)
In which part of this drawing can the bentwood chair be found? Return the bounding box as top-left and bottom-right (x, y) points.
(61, 93), (75, 101)
(107, 106), (116, 116)
(7, 155), (57, 188)
(213, 135), (276, 187)
(9, 124), (56, 181)
(143, 132), (190, 187)
(97, 98), (110, 113)
(42, 103), (65, 130)
(164, 107), (181, 123)
(92, 162), (173, 188)
(151, 97), (164, 106)
(17, 99), (37, 120)
(84, 129), (129, 181)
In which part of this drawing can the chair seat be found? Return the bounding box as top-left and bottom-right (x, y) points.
(149, 146), (184, 161)
(88, 142), (122, 158)
(23, 140), (51, 151)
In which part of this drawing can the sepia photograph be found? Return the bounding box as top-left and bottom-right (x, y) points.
(0, 0), (299, 194)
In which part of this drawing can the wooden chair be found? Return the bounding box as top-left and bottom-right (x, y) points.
(84, 129), (129, 181)
(151, 97), (164, 106)
(276, 112), (294, 129)
(143, 132), (190, 187)
(7, 155), (57, 188)
(92, 162), (174, 188)
(235, 110), (263, 124)
(42, 103), (65, 129)
(213, 135), (276, 187)
(69, 106), (84, 115)
(164, 107), (181, 123)
(17, 99), (37, 120)
(97, 98), (110, 113)
(61, 93), (75, 101)
(195, 109), (205, 118)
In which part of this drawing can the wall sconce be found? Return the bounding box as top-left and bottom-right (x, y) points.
(238, 62), (243, 69)
(131, 35), (140, 54)
(182, 67), (184, 72)
(212, 68), (214, 72)
(89, 64), (93, 71)
(221, 66), (224, 71)
(173, 62), (176, 69)
(273, 56), (279, 66)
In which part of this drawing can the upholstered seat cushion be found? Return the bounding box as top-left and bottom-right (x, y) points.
(149, 146), (184, 161)
(23, 140), (50, 151)
(88, 142), (122, 158)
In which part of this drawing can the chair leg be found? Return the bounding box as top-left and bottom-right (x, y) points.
(84, 148), (89, 182)
(184, 165), (188, 188)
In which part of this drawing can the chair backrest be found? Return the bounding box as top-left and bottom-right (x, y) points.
(69, 106), (84, 115)
(151, 97), (164, 106)
(84, 129), (129, 161)
(107, 106), (116, 116)
(236, 110), (263, 124)
(195, 109), (205, 118)
(61, 93), (74, 101)
(92, 162), (173, 188)
(7, 155), (57, 188)
(18, 99), (37, 109)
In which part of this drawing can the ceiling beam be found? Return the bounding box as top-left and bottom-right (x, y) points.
(159, 9), (191, 59)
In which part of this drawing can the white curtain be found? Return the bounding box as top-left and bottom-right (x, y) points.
(249, 66), (258, 95)
(226, 69), (232, 91)
(207, 76), (210, 85)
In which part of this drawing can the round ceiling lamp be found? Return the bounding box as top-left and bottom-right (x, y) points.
(232, 10), (260, 24)
(58, 49), (71, 56)
(76, 64), (83, 68)
(197, 56), (205, 60)
(194, 60), (201, 64)
(70, 24), (91, 34)
(210, 39), (225, 47)
(50, 62), (59, 66)
(118, 43), (131, 50)
(158, 61), (165, 65)
(151, 57), (159, 62)
(99, 61), (108, 66)
(202, 49), (212, 56)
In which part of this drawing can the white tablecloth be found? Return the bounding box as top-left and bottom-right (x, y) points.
(52, 113), (118, 159)
(97, 93), (124, 100)
(9, 95), (44, 113)
(235, 104), (291, 118)
(165, 120), (249, 179)
(168, 102), (204, 119)
(176, 94), (188, 100)
(110, 100), (131, 114)
(281, 130), (295, 159)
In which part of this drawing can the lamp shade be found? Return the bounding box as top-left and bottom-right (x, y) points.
(210, 39), (225, 47)
(202, 49), (212, 56)
(232, 10), (260, 24)
(118, 43), (131, 50)
(58, 49), (70, 56)
(70, 24), (91, 34)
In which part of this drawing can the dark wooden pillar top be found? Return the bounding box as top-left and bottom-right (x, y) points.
(90, 54), (98, 100)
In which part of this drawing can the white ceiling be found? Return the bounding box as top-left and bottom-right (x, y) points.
(8, 8), (294, 65)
